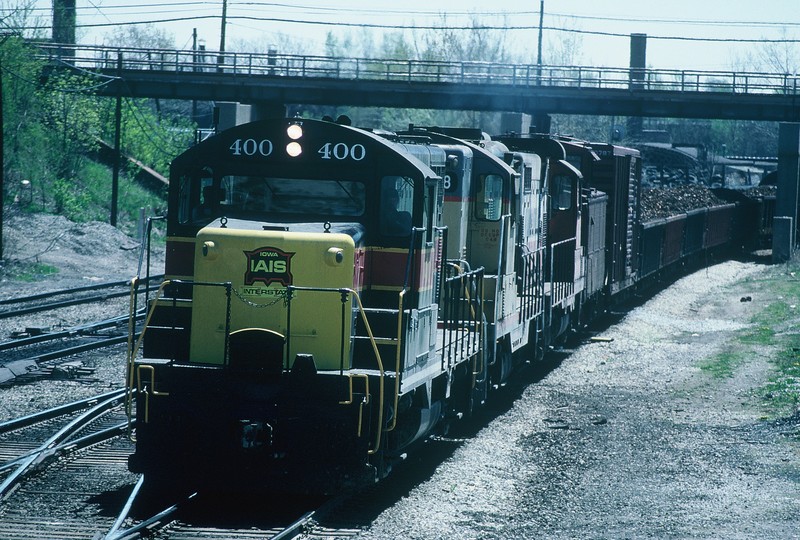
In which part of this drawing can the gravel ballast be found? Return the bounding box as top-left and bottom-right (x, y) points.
(352, 261), (800, 539)
(2, 213), (799, 538)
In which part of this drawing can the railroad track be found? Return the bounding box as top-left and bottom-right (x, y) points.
(0, 389), (128, 492)
(0, 277), (162, 385)
(0, 390), (136, 539)
(0, 313), (144, 377)
(0, 391), (441, 539)
(0, 277), (163, 320)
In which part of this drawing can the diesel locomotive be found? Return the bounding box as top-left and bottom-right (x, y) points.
(126, 116), (748, 494)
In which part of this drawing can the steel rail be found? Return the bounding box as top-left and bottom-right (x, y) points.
(0, 282), (162, 320)
(0, 392), (126, 501)
(0, 388), (126, 434)
(0, 422), (127, 473)
(104, 491), (198, 540)
(104, 475), (145, 539)
(271, 511), (316, 540)
(0, 278), (145, 306)
(11, 333), (137, 365)
(0, 311), (144, 352)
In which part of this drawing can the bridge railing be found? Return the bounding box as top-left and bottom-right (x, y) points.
(36, 42), (800, 96)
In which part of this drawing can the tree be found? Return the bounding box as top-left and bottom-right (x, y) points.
(103, 25), (175, 50)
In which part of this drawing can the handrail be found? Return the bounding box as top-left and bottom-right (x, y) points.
(386, 288), (407, 434)
(548, 236), (578, 307)
(125, 277), (172, 437)
(125, 278), (232, 437)
(32, 41), (800, 97)
(286, 285), (385, 454)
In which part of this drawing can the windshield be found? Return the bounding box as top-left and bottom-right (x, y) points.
(180, 174), (366, 224)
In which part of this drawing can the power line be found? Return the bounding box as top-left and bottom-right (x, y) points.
(6, 7), (800, 45)
(13, 2), (800, 29)
(57, 17), (800, 44)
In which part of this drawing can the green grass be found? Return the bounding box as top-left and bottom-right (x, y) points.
(699, 261), (800, 415)
(6, 262), (60, 282)
(699, 349), (748, 379)
(760, 333), (800, 413)
(12, 159), (167, 241)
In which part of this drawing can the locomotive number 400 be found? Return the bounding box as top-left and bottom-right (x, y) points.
(318, 142), (366, 161)
(229, 139), (367, 162)
(229, 138), (274, 157)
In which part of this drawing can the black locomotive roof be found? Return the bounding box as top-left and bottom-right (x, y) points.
(171, 117), (440, 181)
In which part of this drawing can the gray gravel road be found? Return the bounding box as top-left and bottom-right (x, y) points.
(353, 261), (800, 540)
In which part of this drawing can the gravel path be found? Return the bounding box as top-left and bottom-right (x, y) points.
(353, 261), (800, 539)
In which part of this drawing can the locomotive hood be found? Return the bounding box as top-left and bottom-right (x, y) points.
(189, 222), (361, 369)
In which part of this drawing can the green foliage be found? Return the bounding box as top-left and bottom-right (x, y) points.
(40, 73), (104, 178)
(699, 263), (800, 416)
(2, 32), (191, 232)
(123, 100), (195, 176)
(761, 340), (800, 412)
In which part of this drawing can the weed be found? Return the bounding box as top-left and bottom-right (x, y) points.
(5, 262), (60, 282)
(699, 349), (747, 378)
(698, 261), (800, 417)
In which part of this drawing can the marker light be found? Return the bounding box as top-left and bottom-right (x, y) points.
(286, 124), (303, 140)
(286, 142), (302, 157)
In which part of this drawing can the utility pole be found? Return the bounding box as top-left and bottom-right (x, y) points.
(0, 57), (4, 261)
(192, 28), (198, 122)
(537, 0), (544, 72)
(532, 1), (550, 133)
(52, 0), (76, 59)
(111, 53), (122, 227)
(218, 0), (228, 71)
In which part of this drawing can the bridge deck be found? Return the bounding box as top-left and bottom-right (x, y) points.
(37, 43), (800, 121)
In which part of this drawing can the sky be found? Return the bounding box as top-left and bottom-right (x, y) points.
(12, 1), (800, 72)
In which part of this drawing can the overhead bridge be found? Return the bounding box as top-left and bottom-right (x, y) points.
(37, 43), (800, 121)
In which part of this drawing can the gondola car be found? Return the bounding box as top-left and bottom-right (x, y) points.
(126, 117), (750, 495)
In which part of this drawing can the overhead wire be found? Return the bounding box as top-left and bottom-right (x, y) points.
(16, 2), (800, 28)
(7, 15), (800, 45)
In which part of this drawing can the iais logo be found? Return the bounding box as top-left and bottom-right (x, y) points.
(243, 247), (295, 287)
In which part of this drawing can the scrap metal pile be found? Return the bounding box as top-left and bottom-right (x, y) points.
(640, 185), (728, 221)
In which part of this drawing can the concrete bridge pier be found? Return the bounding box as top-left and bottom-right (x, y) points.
(773, 122), (800, 263)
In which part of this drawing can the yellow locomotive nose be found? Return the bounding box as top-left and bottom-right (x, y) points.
(189, 226), (356, 370)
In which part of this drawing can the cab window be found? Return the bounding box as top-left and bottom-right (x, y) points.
(476, 174), (504, 221)
(178, 170), (217, 224)
(553, 174), (573, 211)
(380, 176), (414, 236)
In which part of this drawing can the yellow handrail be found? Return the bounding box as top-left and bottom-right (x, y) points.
(136, 364), (170, 424)
(385, 288), (407, 433)
(348, 289), (385, 455)
(339, 373), (370, 437)
(125, 278), (172, 439)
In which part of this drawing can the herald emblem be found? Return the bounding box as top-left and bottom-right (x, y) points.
(243, 246), (295, 287)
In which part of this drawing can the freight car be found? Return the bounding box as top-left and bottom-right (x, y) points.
(126, 117), (750, 495)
